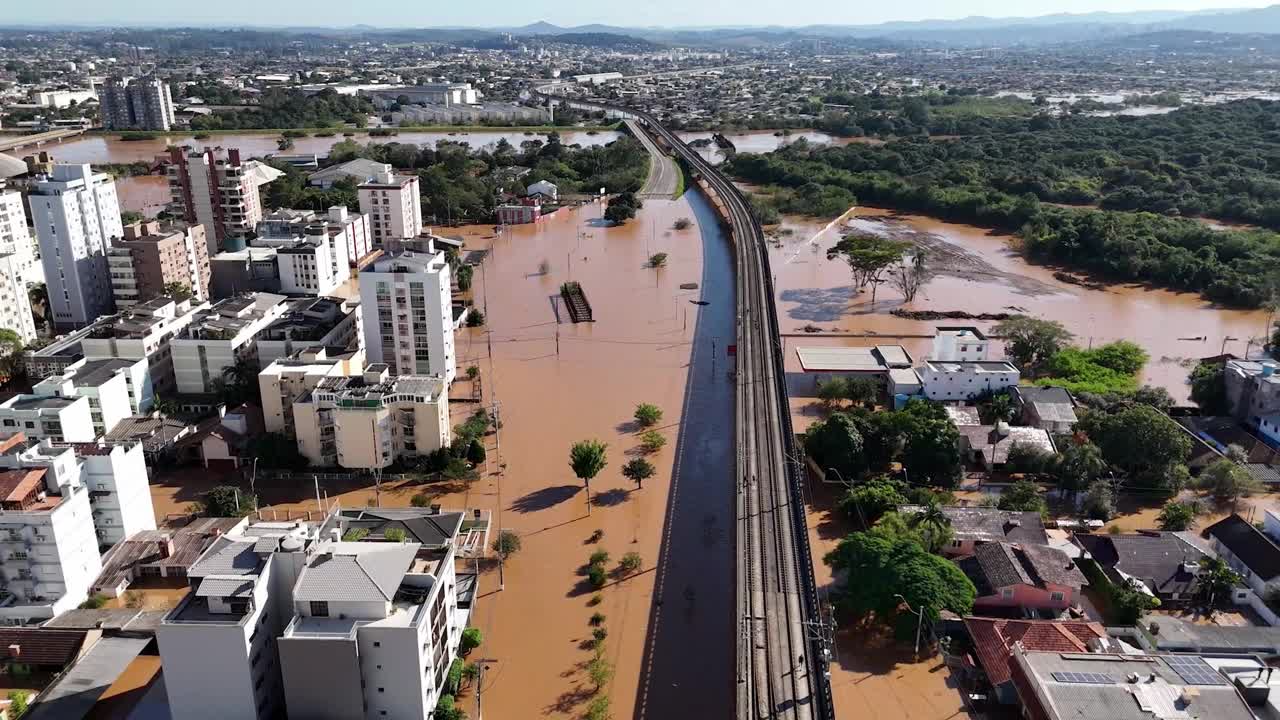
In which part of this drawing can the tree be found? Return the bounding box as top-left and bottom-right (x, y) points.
(0, 328), (25, 379)
(647, 252), (668, 268)
(827, 233), (907, 305)
(466, 438), (486, 465)
(1156, 500), (1199, 531)
(618, 552), (643, 575)
(980, 391), (1015, 424)
(7, 691), (29, 719)
(622, 458), (655, 489)
(570, 440), (608, 514)
(251, 432), (308, 470)
(198, 485), (248, 517)
(1189, 361), (1230, 415)
(824, 532), (975, 642)
(219, 357), (262, 405)
(153, 394), (177, 419)
(459, 627), (482, 656)
(433, 693), (466, 720)
(998, 479), (1047, 514)
(908, 502), (954, 554)
(1111, 583), (1160, 624)
(1055, 439), (1106, 494)
(1077, 405), (1191, 489)
(845, 378), (879, 405)
(120, 210), (144, 225)
(634, 403), (662, 428)
(638, 430), (666, 453)
(605, 192), (642, 224)
(817, 377), (850, 407)
(992, 316), (1075, 373)
(899, 400), (962, 487)
(1198, 458), (1263, 506)
(803, 413), (865, 480)
(1196, 557), (1242, 609)
(492, 529), (521, 590)
(1081, 480), (1116, 521)
(840, 475), (906, 526)
(891, 250), (932, 303)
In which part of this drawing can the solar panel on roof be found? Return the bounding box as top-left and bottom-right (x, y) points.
(1165, 655), (1229, 686)
(1051, 671), (1115, 684)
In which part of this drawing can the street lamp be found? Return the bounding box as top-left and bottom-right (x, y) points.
(893, 593), (926, 659)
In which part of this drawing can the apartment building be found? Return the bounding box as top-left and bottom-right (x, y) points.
(4, 439), (156, 548)
(108, 221), (210, 308)
(259, 347), (364, 436)
(258, 206), (370, 266)
(358, 170), (422, 249)
(273, 233), (348, 297)
(292, 367), (449, 469)
(254, 296), (362, 369)
(166, 147), (283, 252)
(359, 251), (455, 383)
(170, 293), (290, 394)
(209, 246), (280, 299)
(30, 164), (122, 329)
(0, 394), (95, 443)
(97, 76), (176, 131)
(79, 296), (206, 396)
(33, 357), (151, 435)
(0, 186), (44, 287)
(158, 506), (485, 720)
(0, 254), (37, 344)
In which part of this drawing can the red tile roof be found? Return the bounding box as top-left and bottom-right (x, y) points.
(0, 627), (88, 666)
(0, 468), (44, 505)
(964, 616), (1107, 687)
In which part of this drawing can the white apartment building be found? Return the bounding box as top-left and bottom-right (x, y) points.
(254, 296), (363, 370)
(292, 368), (449, 469)
(358, 170), (422, 249)
(79, 296), (205, 397)
(167, 147), (284, 253)
(930, 327), (990, 362)
(159, 507), (483, 720)
(0, 394), (95, 443)
(0, 460), (100, 622)
(259, 206), (370, 268)
(359, 251), (455, 383)
(258, 347), (365, 436)
(30, 164), (123, 328)
(0, 187), (44, 287)
(34, 357), (151, 433)
(0, 255), (38, 344)
(272, 231), (348, 296)
(5, 439), (157, 548)
(918, 360), (1021, 402)
(170, 293), (290, 394)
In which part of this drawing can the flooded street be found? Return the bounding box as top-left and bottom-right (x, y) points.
(116, 175), (171, 216)
(678, 129), (882, 165)
(148, 192), (737, 719)
(771, 207), (1270, 401)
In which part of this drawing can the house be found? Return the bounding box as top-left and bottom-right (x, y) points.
(1073, 530), (1208, 605)
(962, 617), (1110, 704)
(1206, 514), (1280, 600)
(92, 517), (248, 597)
(956, 423), (1055, 471)
(526, 180), (559, 201)
(918, 360), (1019, 401)
(1009, 386), (1078, 434)
(1009, 649), (1259, 720)
(930, 326), (989, 362)
(957, 542), (1087, 615)
(898, 505), (1047, 557)
(496, 198), (542, 225)
(176, 404), (264, 471)
(795, 345), (913, 392)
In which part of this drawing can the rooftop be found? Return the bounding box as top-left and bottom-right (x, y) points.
(959, 542), (1086, 596)
(257, 297), (351, 343)
(1074, 531), (1207, 597)
(958, 424), (1056, 465)
(306, 374), (445, 406)
(899, 505), (1049, 545)
(179, 293), (286, 341)
(795, 345), (913, 373)
(925, 360), (1019, 374)
(964, 617), (1109, 687)
(3, 394), (79, 411)
(56, 358), (136, 388)
(1205, 514), (1280, 581)
(292, 542), (419, 603)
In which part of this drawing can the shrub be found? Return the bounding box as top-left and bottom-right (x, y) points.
(589, 548), (610, 567)
(634, 403), (663, 428)
(586, 694), (611, 720)
(588, 529), (604, 543)
(466, 309), (486, 327)
(618, 552), (643, 575)
(446, 658), (464, 695)
(343, 527), (370, 541)
(384, 528), (407, 543)
(410, 493), (433, 508)
(79, 594), (107, 610)
(673, 217), (692, 230)
(466, 365), (480, 380)
(648, 252), (668, 268)
(589, 612), (606, 626)
(592, 626), (608, 644)
(588, 593), (603, 606)
(459, 627), (483, 655)
(639, 430), (666, 453)
(587, 655), (613, 690)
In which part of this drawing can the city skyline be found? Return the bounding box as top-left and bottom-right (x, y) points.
(3, 0), (1273, 29)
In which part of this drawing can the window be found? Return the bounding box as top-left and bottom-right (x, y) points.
(1001, 588), (1015, 599)
(310, 601), (329, 617)
(1050, 591), (1066, 602)
(373, 641), (381, 648)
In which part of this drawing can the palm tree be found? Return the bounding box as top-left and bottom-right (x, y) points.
(569, 440), (608, 515)
(153, 395), (177, 419)
(910, 502), (953, 553)
(221, 357), (261, 405)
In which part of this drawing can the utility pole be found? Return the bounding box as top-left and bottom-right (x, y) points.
(894, 593), (926, 659)
(313, 474), (322, 513)
(474, 659), (496, 720)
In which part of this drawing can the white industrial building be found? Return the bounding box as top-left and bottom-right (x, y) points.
(170, 293), (290, 394)
(292, 368), (449, 469)
(158, 506), (485, 720)
(30, 164), (123, 329)
(358, 171), (422, 249)
(359, 251), (455, 383)
(918, 360), (1020, 401)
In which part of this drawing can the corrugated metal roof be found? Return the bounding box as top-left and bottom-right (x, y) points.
(795, 346), (885, 372)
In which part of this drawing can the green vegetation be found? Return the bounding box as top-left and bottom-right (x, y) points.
(1037, 341), (1149, 395)
(570, 440), (609, 513)
(384, 528), (407, 543)
(633, 403), (663, 428)
(1077, 404), (1191, 490)
(827, 233), (909, 304)
(587, 548), (610, 588)
(805, 400), (962, 488)
(1197, 557), (1243, 609)
(997, 479), (1047, 515)
(459, 627), (482, 656)
(190, 89), (373, 131)
(621, 458), (655, 489)
(433, 693), (466, 720)
(1157, 500), (1200, 531)
(7, 691), (29, 719)
(1189, 360), (1230, 415)
(197, 485), (250, 517)
(79, 594), (108, 610)
(605, 191), (643, 224)
(492, 529), (521, 561)
(411, 493), (432, 508)
(618, 552), (643, 575)
(825, 532), (975, 641)
(342, 528), (369, 541)
(1196, 458), (1264, 504)
(647, 252), (668, 268)
(727, 100), (1280, 306)
(810, 90), (1038, 138)
(638, 430), (667, 454)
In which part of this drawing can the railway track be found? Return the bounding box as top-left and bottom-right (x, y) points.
(537, 87), (833, 720)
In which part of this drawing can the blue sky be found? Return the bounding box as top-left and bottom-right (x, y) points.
(5, 0), (1272, 28)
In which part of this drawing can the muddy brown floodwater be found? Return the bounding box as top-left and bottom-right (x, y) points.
(158, 196), (737, 719)
(771, 206), (1269, 403)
